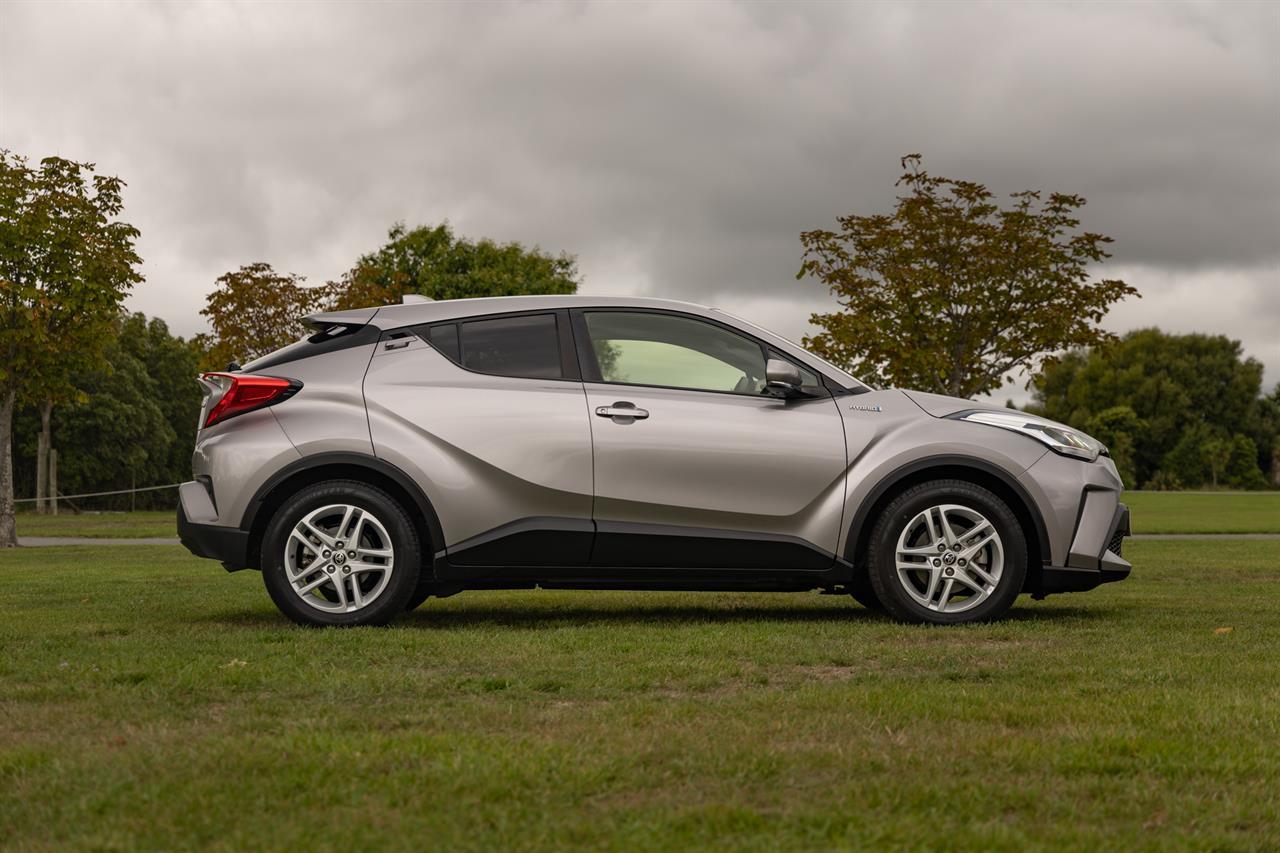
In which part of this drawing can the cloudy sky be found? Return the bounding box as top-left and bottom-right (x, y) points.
(2, 0), (1277, 396)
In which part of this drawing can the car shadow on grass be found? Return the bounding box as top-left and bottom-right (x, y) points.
(199, 600), (1112, 630)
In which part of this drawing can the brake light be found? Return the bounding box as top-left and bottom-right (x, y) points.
(202, 373), (301, 428)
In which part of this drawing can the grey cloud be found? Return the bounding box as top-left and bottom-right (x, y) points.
(1, 0), (1276, 384)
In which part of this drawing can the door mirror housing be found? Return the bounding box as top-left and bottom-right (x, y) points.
(764, 358), (806, 399)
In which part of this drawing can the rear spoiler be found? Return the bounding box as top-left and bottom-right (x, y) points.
(301, 306), (380, 333)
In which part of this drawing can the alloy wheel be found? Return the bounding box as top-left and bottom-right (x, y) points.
(283, 504), (395, 613)
(894, 503), (1004, 614)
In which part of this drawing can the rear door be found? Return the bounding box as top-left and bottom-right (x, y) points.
(363, 309), (594, 570)
(573, 309), (848, 570)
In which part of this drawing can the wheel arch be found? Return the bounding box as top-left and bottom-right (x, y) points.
(845, 456), (1050, 587)
(240, 452), (444, 571)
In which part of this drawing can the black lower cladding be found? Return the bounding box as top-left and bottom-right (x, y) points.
(443, 517), (836, 572)
(177, 503), (251, 571)
(591, 521), (835, 570)
(1033, 502), (1131, 598)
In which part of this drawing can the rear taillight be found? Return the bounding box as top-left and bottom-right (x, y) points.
(201, 373), (301, 428)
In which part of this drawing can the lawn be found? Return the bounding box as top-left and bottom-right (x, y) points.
(1124, 491), (1280, 534)
(15, 509), (176, 539)
(1, 540), (1277, 849)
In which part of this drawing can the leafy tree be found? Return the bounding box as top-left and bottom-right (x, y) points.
(1249, 384), (1280, 487)
(1159, 423), (1216, 488)
(48, 336), (175, 502)
(1201, 435), (1233, 490)
(117, 313), (204, 484)
(797, 154), (1137, 397)
(1082, 406), (1145, 488)
(0, 152), (141, 546)
(197, 263), (329, 369)
(1031, 329), (1271, 488)
(1225, 435), (1269, 491)
(329, 222), (579, 310)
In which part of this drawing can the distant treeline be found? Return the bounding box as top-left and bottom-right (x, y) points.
(1029, 329), (1278, 490)
(11, 312), (203, 511)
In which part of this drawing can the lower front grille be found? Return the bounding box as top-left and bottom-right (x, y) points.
(1107, 528), (1125, 556)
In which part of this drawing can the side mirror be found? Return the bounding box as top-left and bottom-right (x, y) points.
(764, 358), (805, 399)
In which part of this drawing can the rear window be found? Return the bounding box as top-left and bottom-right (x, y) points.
(427, 313), (563, 379)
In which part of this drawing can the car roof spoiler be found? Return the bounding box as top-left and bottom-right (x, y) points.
(301, 306), (380, 332)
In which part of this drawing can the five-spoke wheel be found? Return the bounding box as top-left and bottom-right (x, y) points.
(284, 504), (396, 614)
(894, 504), (1003, 615)
(262, 480), (420, 627)
(868, 480), (1026, 624)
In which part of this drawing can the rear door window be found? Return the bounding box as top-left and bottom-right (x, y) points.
(427, 313), (564, 379)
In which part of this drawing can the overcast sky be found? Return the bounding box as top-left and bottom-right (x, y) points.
(2, 0), (1277, 397)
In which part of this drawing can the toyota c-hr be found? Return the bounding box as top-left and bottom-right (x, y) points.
(177, 296), (1130, 626)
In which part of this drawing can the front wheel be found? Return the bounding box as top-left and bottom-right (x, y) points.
(261, 480), (421, 627)
(867, 480), (1026, 624)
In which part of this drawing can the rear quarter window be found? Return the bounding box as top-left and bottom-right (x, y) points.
(423, 313), (564, 380)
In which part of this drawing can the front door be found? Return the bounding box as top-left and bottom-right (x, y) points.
(573, 309), (848, 570)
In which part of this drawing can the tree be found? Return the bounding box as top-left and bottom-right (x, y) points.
(117, 313), (204, 485)
(47, 333), (175, 503)
(0, 152), (141, 546)
(197, 263), (329, 369)
(797, 155), (1137, 397)
(329, 222), (579, 310)
(1082, 406), (1145, 489)
(1031, 329), (1271, 488)
(10, 311), (205, 511)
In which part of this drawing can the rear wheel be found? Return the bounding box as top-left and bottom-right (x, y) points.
(262, 480), (420, 627)
(867, 479), (1026, 624)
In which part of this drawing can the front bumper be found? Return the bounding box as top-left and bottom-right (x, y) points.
(1033, 502), (1131, 598)
(177, 482), (252, 572)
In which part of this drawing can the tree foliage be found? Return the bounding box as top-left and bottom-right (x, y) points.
(12, 311), (203, 509)
(328, 222), (579, 311)
(798, 155), (1137, 397)
(1031, 329), (1273, 489)
(196, 263), (329, 369)
(0, 151), (141, 544)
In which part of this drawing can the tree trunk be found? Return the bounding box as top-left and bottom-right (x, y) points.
(36, 400), (52, 513)
(0, 389), (17, 547)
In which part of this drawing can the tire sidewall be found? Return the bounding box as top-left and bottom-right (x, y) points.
(262, 480), (421, 627)
(868, 481), (1027, 624)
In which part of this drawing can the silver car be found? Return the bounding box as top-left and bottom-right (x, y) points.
(177, 295), (1130, 627)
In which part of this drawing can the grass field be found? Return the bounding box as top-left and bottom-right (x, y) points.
(15, 509), (175, 539)
(1124, 491), (1280, 534)
(2, 540), (1278, 849)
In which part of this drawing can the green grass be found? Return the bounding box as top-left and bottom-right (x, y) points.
(15, 509), (175, 539)
(2, 541), (1278, 849)
(1124, 491), (1280, 534)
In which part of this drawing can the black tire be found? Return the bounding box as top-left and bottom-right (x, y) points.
(261, 479), (421, 627)
(866, 479), (1026, 624)
(848, 567), (884, 611)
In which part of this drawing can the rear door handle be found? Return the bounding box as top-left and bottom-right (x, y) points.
(596, 402), (649, 421)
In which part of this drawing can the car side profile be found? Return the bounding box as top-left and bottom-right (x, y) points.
(177, 295), (1130, 627)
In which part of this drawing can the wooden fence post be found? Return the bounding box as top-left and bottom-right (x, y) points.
(50, 449), (58, 516)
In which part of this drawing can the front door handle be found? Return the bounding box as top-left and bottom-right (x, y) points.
(596, 402), (649, 421)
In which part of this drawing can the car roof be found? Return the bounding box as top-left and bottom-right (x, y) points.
(302, 294), (869, 391)
(305, 294), (714, 331)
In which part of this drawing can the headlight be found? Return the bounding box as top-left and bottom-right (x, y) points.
(953, 410), (1106, 462)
